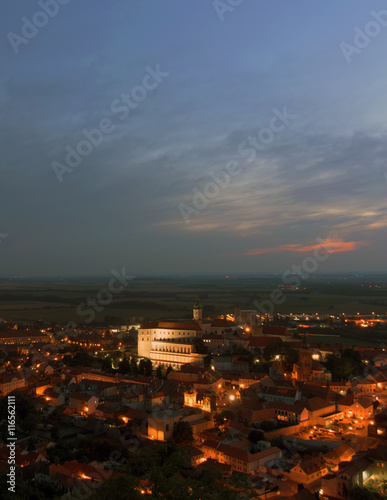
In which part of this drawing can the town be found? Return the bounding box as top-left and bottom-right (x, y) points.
(1, 297), (387, 499)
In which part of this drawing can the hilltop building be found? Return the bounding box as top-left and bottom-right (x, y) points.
(137, 297), (206, 369)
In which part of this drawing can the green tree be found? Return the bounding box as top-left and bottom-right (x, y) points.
(144, 358), (153, 376)
(101, 355), (114, 374)
(138, 359), (146, 375)
(118, 356), (130, 374)
(90, 474), (142, 500)
(130, 357), (138, 376)
(172, 421), (194, 446)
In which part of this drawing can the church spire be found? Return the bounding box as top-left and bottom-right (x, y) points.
(193, 296), (202, 321)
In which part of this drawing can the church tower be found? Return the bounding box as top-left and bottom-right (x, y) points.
(297, 333), (313, 381)
(193, 296), (202, 321)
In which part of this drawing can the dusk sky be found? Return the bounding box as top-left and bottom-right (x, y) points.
(1, 1), (387, 276)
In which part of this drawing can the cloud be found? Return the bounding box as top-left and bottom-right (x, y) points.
(245, 237), (365, 256)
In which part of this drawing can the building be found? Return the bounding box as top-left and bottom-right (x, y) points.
(68, 393), (99, 415)
(288, 457), (328, 484)
(202, 440), (282, 474)
(147, 408), (213, 441)
(0, 373), (25, 395)
(292, 336), (332, 382)
(184, 388), (216, 412)
(0, 330), (50, 345)
(137, 299), (207, 369)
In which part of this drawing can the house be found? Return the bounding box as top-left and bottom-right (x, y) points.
(324, 444), (356, 468)
(68, 393), (98, 415)
(269, 401), (309, 424)
(302, 397), (336, 426)
(321, 455), (373, 497)
(42, 388), (65, 407)
(329, 381), (352, 396)
(288, 457), (328, 484)
(368, 445), (387, 479)
(202, 442), (282, 474)
(355, 380), (379, 393)
(259, 385), (301, 404)
(247, 336), (282, 355)
(0, 373), (25, 395)
(343, 396), (374, 420)
(147, 409), (183, 441)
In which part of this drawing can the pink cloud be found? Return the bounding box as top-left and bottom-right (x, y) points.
(245, 237), (364, 256)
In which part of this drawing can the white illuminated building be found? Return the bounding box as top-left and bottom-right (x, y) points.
(137, 297), (206, 369)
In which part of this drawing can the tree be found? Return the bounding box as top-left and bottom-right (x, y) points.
(118, 357), (130, 375)
(248, 429), (264, 444)
(260, 420), (277, 432)
(213, 409), (235, 427)
(51, 424), (61, 442)
(130, 357), (138, 376)
(23, 413), (40, 434)
(263, 341), (298, 363)
(156, 365), (163, 379)
(90, 475), (142, 500)
(144, 358), (153, 376)
(166, 365), (173, 377)
(101, 356), (114, 374)
(138, 359), (146, 375)
(172, 421), (194, 446)
(193, 338), (208, 354)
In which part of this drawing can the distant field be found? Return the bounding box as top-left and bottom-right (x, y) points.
(0, 274), (386, 325)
